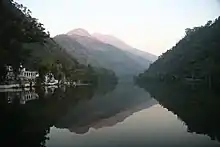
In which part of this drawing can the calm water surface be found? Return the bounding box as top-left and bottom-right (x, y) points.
(47, 104), (219, 147)
(1, 81), (220, 147)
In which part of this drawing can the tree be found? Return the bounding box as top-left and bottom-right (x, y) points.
(0, 0), (49, 81)
(137, 17), (220, 88)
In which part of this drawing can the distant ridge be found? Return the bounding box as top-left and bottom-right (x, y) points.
(54, 28), (155, 76)
(92, 33), (158, 62)
(67, 28), (91, 37)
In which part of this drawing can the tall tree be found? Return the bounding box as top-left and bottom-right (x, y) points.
(0, 0), (49, 81)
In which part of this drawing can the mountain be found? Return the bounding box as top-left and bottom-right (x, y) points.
(67, 28), (91, 37)
(0, 0), (113, 85)
(93, 33), (158, 62)
(0, 0), (50, 73)
(54, 28), (153, 76)
(0, 0), (79, 71)
(136, 16), (220, 88)
(23, 39), (78, 70)
(92, 33), (133, 50)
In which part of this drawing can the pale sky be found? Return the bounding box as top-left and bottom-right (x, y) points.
(17, 0), (220, 55)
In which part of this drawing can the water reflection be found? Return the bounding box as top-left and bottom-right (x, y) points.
(0, 81), (117, 147)
(44, 86), (58, 96)
(47, 104), (220, 147)
(0, 85), (96, 147)
(55, 83), (154, 134)
(0, 88), (39, 104)
(139, 81), (220, 142)
(1, 80), (220, 147)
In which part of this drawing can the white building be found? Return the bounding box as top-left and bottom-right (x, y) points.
(18, 65), (39, 80)
(44, 73), (58, 85)
(19, 70), (39, 80)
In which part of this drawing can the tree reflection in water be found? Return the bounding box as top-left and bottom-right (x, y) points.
(0, 84), (106, 147)
(138, 81), (220, 142)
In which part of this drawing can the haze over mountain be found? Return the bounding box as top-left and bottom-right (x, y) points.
(67, 28), (91, 37)
(54, 28), (156, 77)
(93, 33), (157, 61)
(20, 0), (220, 56)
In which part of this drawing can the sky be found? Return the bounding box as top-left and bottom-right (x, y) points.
(18, 0), (220, 55)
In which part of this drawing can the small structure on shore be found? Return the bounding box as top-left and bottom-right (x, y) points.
(0, 64), (39, 88)
(19, 64), (39, 81)
(44, 73), (59, 86)
(0, 64), (89, 89)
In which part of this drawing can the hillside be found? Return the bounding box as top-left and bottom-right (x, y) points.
(0, 0), (87, 81)
(54, 29), (153, 76)
(93, 33), (157, 61)
(0, 0), (118, 85)
(0, 0), (49, 72)
(23, 39), (78, 70)
(137, 16), (220, 88)
(67, 28), (91, 37)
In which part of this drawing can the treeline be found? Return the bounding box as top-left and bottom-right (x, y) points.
(136, 16), (220, 88)
(0, 0), (49, 80)
(0, 0), (118, 84)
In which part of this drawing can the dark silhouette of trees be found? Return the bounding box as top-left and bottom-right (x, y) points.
(137, 16), (220, 88)
(0, 0), (49, 81)
(0, 0), (118, 84)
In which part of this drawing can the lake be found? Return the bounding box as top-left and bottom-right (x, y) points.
(0, 81), (220, 147)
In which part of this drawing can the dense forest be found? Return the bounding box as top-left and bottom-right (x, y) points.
(0, 0), (117, 85)
(0, 0), (48, 78)
(134, 9), (220, 145)
(136, 16), (220, 88)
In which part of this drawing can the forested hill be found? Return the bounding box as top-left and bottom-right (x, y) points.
(0, 0), (82, 68)
(137, 16), (220, 88)
(0, 0), (118, 85)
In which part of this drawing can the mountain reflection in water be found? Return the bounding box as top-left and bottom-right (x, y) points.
(55, 82), (154, 134)
(1, 81), (220, 147)
(0, 85), (97, 147)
